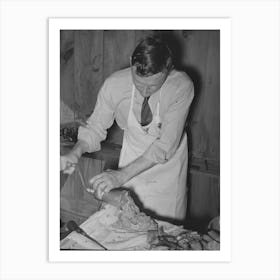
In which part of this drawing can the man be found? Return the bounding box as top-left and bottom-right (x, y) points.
(61, 36), (194, 221)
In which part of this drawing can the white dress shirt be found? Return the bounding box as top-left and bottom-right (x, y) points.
(78, 67), (194, 164)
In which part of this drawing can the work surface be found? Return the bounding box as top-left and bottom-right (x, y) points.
(60, 204), (220, 251)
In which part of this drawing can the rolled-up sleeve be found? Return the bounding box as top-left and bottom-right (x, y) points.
(78, 79), (115, 153)
(142, 82), (194, 164)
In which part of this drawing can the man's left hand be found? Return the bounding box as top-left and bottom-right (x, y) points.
(88, 169), (126, 199)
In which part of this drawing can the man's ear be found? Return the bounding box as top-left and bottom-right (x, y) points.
(166, 57), (173, 71)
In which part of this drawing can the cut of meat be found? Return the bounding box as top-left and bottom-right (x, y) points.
(111, 191), (158, 232)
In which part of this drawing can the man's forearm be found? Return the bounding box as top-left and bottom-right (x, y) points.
(71, 140), (90, 158)
(118, 155), (157, 184)
(89, 155), (158, 196)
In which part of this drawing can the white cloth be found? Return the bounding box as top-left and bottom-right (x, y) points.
(119, 86), (189, 221)
(60, 204), (186, 250)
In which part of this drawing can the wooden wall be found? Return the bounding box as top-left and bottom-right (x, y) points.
(60, 30), (220, 225)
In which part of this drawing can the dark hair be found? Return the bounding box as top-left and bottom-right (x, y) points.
(131, 36), (173, 77)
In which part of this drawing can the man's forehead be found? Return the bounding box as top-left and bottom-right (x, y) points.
(131, 67), (166, 85)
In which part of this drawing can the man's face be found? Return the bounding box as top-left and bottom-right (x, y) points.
(131, 66), (168, 98)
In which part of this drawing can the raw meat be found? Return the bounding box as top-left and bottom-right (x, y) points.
(111, 191), (158, 232)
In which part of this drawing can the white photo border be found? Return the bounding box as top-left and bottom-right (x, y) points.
(49, 18), (231, 262)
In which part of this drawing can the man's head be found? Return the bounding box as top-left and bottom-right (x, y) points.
(131, 36), (173, 97)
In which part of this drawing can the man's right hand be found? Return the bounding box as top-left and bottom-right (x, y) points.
(60, 153), (79, 174)
(60, 140), (89, 174)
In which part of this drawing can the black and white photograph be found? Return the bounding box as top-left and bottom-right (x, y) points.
(59, 29), (221, 251)
(1, 0), (279, 279)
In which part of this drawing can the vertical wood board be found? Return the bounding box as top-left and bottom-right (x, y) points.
(177, 30), (220, 161)
(103, 30), (135, 78)
(74, 30), (104, 119)
(188, 171), (220, 222)
(60, 30), (75, 123)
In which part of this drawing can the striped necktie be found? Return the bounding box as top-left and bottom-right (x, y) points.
(141, 97), (153, 126)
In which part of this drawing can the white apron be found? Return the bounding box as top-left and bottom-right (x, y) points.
(118, 85), (188, 221)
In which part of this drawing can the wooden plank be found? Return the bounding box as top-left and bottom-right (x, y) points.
(189, 156), (219, 176)
(103, 30), (135, 78)
(60, 30), (75, 123)
(180, 30), (211, 157)
(187, 171), (220, 223)
(74, 30), (104, 119)
(203, 31), (220, 160)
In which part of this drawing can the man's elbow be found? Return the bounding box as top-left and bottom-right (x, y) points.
(146, 147), (176, 164)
